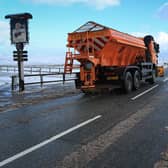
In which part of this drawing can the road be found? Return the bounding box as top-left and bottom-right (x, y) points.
(0, 70), (168, 168)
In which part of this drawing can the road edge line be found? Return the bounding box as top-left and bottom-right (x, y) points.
(131, 84), (159, 100)
(0, 115), (102, 167)
(163, 77), (168, 82)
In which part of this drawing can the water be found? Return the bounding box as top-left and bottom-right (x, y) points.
(0, 72), (12, 87)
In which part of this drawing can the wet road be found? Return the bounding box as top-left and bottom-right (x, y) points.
(0, 70), (168, 168)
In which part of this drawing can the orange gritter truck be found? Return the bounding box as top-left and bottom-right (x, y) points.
(64, 21), (163, 93)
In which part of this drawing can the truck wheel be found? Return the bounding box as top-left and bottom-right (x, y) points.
(133, 71), (140, 90)
(148, 70), (156, 84)
(123, 71), (133, 93)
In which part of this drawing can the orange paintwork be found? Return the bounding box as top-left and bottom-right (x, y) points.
(157, 66), (164, 77)
(64, 21), (158, 88)
(66, 22), (158, 67)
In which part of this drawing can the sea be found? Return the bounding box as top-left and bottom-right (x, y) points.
(0, 72), (12, 88)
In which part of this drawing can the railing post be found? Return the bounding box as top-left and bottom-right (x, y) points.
(40, 75), (43, 87)
(63, 73), (65, 84)
(11, 75), (17, 91)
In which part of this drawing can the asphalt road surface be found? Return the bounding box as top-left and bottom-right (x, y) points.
(0, 70), (168, 168)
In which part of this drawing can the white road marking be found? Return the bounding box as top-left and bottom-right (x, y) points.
(165, 126), (168, 131)
(131, 85), (159, 100)
(163, 77), (168, 82)
(0, 115), (102, 167)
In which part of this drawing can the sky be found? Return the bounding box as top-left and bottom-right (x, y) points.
(0, 0), (168, 65)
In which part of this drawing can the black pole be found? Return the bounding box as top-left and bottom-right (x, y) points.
(16, 43), (25, 91)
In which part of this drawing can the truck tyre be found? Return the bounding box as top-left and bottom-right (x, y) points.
(123, 71), (133, 93)
(133, 71), (140, 90)
(148, 70), (156, 84)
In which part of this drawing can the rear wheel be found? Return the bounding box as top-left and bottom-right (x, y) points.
(133, 70), (141, 90)
(123, 71), (133, 94)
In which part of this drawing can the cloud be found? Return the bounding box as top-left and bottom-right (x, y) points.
(156, 32), (168, 52)
(27, 0), (120, 9)
(157, 2), (168, 20)
(131, 32), (149, 37)
(0, 21), (10, 46)
(131, 31), (168, 63)
(131, 31), (168, 52)
(0, 21), (13, 64)
(156, 32), (168, 63)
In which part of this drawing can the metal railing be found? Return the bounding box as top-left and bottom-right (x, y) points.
(1, 64), (79, 90)
(0, 65), (66, 74)
(11, 73), (77, 90)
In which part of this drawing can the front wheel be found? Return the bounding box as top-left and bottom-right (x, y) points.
(123, 71), (133, 94)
